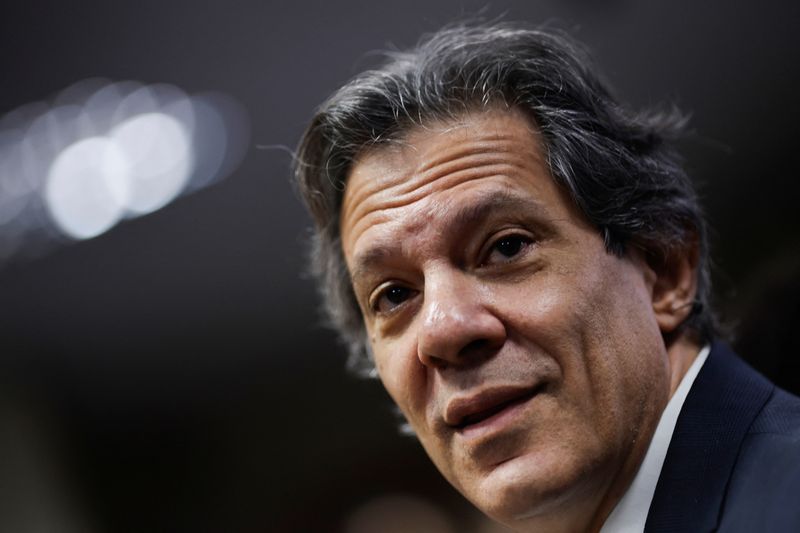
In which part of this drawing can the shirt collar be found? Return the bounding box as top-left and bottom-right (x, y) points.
(599, 344), (711, 533)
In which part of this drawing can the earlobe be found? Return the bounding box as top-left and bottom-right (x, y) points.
(649, 240), (700, 334)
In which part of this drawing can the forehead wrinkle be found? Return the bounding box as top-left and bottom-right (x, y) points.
(343, 141), (542, 243)
(397, 127), (546, 197)
(413, 135), (526, 175)
(393, 147), (529, 199)
(346, 194), (442, 279)
(348, 189), (551, 288)
(342, 139), (524, 224)
(345, 161), (525, 243)
(341, 109), (553, 267)
(342, 126), (544, 228)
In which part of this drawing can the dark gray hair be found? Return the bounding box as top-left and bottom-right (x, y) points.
(294, 22), (714, 374)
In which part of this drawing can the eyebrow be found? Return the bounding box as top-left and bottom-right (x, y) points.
(450, 190), (543, 229)
(348, 190), (549, 286)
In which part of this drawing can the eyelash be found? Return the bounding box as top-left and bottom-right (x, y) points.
(368, 230), (535, 316)
(480, 231), (535, 266)
(370, 283), (416, 315)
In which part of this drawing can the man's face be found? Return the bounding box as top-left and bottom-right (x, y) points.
(340, 109), (672, 528)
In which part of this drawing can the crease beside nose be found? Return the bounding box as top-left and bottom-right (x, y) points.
(416, 277), (505, 367)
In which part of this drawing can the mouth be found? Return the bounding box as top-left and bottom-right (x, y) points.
(446, 384), (544, 434)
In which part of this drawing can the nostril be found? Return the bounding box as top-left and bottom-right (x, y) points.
(418, 332), (504, 369)
(459, 338), (499, 362)
(462, 338), (487, 353)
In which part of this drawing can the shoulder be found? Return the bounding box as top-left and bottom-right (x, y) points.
(647, 342), (800, 532)
(749, 386), (800, 436)
(718, 387), (800, 531)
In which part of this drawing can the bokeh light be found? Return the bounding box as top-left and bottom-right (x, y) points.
(109, 112), (192, 215)
(0, 79), (249, 264)
(44, 136), (130, 240)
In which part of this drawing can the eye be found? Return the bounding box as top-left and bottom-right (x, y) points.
(371, 284), (416, 314)
(483, 233), (533, 265)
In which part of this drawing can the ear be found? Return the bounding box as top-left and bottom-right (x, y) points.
(648, 238), (700, 334)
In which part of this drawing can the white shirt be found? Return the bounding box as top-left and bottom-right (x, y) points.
(599, 345), (710, 533)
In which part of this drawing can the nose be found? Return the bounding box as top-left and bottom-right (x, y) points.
(417, 270), (506, 368)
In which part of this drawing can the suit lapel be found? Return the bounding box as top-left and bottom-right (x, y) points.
(644, 342), (773, 532)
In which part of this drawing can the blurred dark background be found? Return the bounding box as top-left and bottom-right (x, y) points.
(1, 1), (798, 532)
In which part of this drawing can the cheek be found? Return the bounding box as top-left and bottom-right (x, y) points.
(492, 270), (586, 352)
(497, 256), (662, 414)
(373, 339), (429, 423)
(564, 262), (668, 437)
(518, 254), (657, 353)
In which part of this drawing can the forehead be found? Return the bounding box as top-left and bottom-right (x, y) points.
(340, 109), (566, 251)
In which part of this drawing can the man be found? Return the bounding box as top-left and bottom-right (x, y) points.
(294, 23), (800, 532)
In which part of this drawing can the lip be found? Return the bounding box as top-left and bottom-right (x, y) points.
(444, 385), (542, 438)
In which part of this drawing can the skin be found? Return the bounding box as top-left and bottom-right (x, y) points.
(340, 108), (700, 532)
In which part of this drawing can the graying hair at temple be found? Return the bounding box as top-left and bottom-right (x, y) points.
(294, 22), (715, 374)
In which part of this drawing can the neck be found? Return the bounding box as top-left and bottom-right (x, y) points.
(665, 335), (702, 398)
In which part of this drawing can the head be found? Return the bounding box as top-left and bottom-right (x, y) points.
(295, 22), (713, 531)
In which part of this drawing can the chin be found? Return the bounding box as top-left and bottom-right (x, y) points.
(467, 449), (597, 527)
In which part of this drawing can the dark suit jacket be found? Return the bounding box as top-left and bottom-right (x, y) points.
(645, 342), (800, 532)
